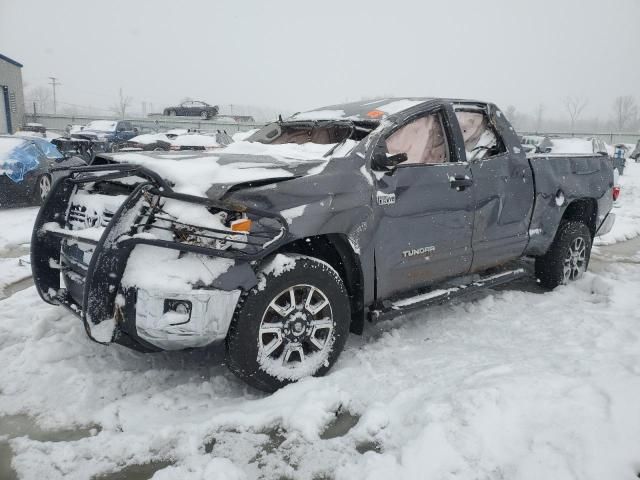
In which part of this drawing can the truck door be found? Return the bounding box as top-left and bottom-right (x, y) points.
(373, 106), (474, 300)
(453, 105), (534, 271)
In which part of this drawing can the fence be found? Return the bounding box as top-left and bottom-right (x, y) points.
(520, 131), (639, 146)
(23, 113), (265, 135)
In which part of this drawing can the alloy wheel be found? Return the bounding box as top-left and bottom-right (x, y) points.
(258, 284), (334, 373)
(562, 236), (587, 283)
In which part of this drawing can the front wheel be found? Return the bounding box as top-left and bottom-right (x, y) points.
(200, 110), (209, 120)
(535, 221), (592, 289)
(225, 254), (350, 392)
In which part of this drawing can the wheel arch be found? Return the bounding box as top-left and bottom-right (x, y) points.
(561, 198), (598, 238)
(265, 233), (366, 334)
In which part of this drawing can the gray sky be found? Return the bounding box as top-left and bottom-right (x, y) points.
(1, 0), (639, 119)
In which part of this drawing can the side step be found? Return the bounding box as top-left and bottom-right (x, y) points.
(370, 268), (527, 322)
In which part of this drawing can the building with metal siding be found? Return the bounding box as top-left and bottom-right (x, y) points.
(0, 53), (25, 134)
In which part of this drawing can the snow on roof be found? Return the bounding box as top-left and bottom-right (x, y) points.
(549, 138), (594, 154)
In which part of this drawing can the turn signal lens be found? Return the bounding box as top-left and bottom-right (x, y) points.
(613, 186), (620, 201)
(231, 218), (252, 232)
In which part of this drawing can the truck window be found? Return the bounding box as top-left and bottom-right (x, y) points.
(455, 110), (506, 161)
(386, 113), (449, 165)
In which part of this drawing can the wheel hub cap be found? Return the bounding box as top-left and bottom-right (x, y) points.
(258, 284), (334, 375)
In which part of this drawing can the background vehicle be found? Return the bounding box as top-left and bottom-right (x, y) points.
(0, 135), (85, 207)
(32, 98), (615, 392)
(123, 131), (233, 151)
(18, 122), (47, 137)
(631, 139), (640, 161)
(163, 101), (219, 119)
(71, 120), (139, 152)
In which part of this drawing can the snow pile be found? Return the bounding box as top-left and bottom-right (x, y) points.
(596, 160), (640, 245)
(0, 207), (38, 256)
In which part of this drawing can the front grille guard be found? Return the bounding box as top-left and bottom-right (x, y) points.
(31, 163), (290, 343)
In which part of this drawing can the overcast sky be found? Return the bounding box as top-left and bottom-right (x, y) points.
(1, 0), (639, 120)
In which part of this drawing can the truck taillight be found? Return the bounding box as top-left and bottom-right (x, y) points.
(613, 186), (620, 201)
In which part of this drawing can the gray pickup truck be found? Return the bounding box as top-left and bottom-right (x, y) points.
(32, 98), (616, 391)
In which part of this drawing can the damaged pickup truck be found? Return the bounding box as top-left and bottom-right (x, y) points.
(31, 98), (616, 392)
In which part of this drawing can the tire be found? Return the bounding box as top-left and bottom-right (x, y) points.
(225, 254), (351, 392)
(200, 110), (209, 120)
(535, 221), (592, 290)
(168, 110), (176, 116)
(34, 174), (52, 205)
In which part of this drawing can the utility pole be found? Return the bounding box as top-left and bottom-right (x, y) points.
(48, 77), (60, 114)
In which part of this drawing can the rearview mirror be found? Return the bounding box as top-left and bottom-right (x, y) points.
(372, 152), (407, 170)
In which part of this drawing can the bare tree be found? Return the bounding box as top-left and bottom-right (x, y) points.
(612, 95), (638, 131)
(535, 103), (545, 132)
(25, 86), (52, 114)
(112, 88), (132, 118)
(564, 96), (588, 131)
(504, 105), (520, 128)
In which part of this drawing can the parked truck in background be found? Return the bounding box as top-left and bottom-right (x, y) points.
(31, 97), (615, 392)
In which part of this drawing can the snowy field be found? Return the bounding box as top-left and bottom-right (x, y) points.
(0, 162), (640, 479)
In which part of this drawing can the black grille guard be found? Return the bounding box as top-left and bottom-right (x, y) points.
(31, 163), (290, 342)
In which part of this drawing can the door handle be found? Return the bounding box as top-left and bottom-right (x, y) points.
(449, 175), (473, 190)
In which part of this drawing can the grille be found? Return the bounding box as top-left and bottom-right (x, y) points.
(67, 204), (114, 229)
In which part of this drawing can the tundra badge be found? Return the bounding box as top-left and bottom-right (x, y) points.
(377, 191), (396, 206)
(402, 246), (435, 258)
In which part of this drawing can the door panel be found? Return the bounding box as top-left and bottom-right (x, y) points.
(374, 164), (474, 299)
(469, 153), (533, 270)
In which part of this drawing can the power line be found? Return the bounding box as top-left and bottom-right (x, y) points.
(48, 77), (60, 114)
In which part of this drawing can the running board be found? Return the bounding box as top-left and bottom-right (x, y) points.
(370, 268), (527, 322)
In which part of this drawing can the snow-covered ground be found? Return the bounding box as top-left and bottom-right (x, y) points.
(1, 163), (640, 479)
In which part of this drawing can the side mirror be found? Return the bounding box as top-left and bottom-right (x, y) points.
(372, 152), (407, 170)
(133, 127), (139, 134)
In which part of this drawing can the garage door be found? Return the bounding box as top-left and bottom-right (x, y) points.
(0, 88), (7, 134)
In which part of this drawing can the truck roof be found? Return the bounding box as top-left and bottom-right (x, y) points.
(290, 97), (487, 122)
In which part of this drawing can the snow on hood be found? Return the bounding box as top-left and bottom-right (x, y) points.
(129, 133), (170, 145)
(171, 134), (220, 148)
(110, 145), (330, 198)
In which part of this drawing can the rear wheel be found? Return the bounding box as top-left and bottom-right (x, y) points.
(34, 174), (51, 204)
(535, 221), (592, 289)
(225, 254), (350, 392)
(168, 110), (176, 116)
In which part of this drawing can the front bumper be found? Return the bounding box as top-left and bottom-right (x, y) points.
(31, 163), (288, 352)
(134, 287), (241, 350)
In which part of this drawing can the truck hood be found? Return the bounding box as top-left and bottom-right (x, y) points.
(102, 148), (330, 199)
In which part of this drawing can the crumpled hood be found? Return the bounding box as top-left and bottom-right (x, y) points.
(103, 149), (329, 199)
